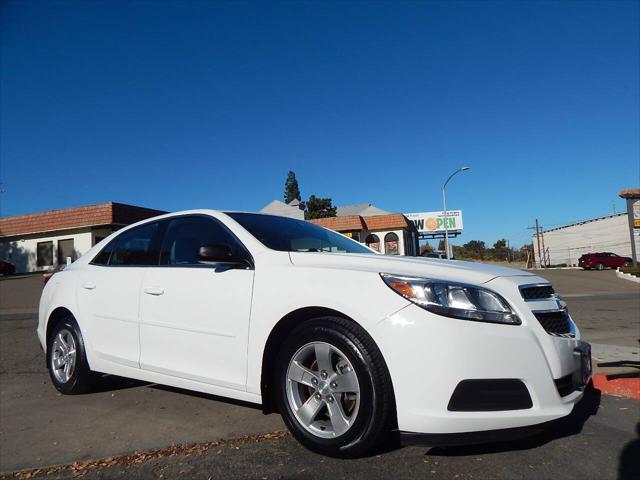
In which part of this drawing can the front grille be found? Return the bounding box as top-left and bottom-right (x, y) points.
(534, 310), (571, 335)
(520, 284), (555, 300)
(554, 374), (576, 397)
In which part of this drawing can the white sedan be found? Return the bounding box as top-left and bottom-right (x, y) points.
(37, 210), (591, 457)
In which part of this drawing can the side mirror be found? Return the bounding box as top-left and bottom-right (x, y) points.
(197, 244), (248, 266)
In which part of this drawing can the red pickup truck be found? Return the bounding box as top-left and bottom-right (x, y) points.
(578, 252), (633, 270)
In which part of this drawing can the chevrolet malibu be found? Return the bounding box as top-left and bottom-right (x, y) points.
(38, 210), (591, 457)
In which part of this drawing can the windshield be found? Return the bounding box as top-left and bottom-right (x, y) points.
(225, 212), (374, 254)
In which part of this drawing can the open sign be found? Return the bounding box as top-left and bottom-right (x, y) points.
(404, 211), (463, 234)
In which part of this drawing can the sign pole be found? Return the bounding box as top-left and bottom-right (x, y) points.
(442, 186), (449, 259)
(619, 190), (640, 268)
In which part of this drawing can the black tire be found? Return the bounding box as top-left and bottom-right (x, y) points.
(596, 263), (605, 271)
(47, 316), (94, 394)
(275, 317), (396, 458)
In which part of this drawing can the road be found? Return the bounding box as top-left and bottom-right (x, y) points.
(0, 268), (638, 477)
(530, 269), (640, 367)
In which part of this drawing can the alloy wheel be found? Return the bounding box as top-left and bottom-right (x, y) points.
(285, 341), (360, 439)
(51, 329), (77, 384)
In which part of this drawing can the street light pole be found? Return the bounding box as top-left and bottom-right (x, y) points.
(442, 166), (470, 260)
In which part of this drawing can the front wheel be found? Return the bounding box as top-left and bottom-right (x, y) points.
(275, 317), (396, 458)
(596, 263), (605, 270)
(47, 316), (95, 394)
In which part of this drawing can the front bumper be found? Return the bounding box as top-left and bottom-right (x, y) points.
(400, 421), (549, 447)
(371, 303), (589, 436)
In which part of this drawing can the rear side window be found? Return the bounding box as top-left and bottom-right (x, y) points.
(92, 222), (161, 266)
(160, 216), (242, 266)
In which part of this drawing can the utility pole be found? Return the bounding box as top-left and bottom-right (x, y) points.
(533, 218), (542, 268)
(528, 220), (550, 268)
(540, 228), (548, 268)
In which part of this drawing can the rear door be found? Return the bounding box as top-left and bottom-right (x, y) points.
(138, 215), (254, 390)
(77, 221), (162, 368)
(595, 253), (607, 267)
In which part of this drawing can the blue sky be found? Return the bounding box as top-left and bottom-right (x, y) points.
(1, 0), (638, 247)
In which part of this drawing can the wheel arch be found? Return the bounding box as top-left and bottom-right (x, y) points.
(259, 306), (394, 416)
(46, 306), (76, 346)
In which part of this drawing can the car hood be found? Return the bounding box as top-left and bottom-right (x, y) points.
(288, 252), (535, 285)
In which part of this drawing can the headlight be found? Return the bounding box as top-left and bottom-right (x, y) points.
(381, 273), (521, 325)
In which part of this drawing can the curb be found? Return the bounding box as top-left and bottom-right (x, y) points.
(0, 308), (38, 316)
(615, 268), (640, 283)
(529, 267), (581, 271)
(591, 372), (640, 399)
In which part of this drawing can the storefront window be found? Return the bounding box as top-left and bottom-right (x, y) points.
(37, 241), (53, 267)
(384, 232), (399, 255)
(57, 239), (76, 265)
(365, 234), (380, 252)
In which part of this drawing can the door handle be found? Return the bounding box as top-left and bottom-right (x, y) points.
(82, 282), (96, 290)
(144, 286), (164, 296)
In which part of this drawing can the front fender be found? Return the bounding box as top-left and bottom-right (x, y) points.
(38, 271), (96, 369)
(245, 265), (409, 395)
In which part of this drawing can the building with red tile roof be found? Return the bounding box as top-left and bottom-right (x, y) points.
(310, 213), (418, 255)
(1, 202), (165, 273)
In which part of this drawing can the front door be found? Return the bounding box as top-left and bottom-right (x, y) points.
(139, 215), (254, 391)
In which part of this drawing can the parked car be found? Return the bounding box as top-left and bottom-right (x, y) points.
(578, 252), (632, 270)
(421, 251), (446, 259)
(0, 260), (16, 276)
(38, 211), (591, 457)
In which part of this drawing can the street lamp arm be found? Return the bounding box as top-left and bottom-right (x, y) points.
(442, 171), (458, 191)
(441, 166), (470, 260)
(442, 166), (470, 191)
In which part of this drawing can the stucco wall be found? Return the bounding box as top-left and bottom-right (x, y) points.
(361, 229), (406, 255)
(0, 228), (106, 273)
(533, 214), (639, 267)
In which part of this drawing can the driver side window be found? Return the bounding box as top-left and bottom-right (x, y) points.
(159, 216), (240, 266)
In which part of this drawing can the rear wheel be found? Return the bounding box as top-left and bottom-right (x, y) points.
(47, 316), (94, 394)
(596, 263), (605, 270)
(275, 317), (395, 458)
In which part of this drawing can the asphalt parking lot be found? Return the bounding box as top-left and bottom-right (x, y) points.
(0, 268), (638, 479)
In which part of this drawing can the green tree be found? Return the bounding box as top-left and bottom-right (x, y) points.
(305, 195), (337, 219)
(464, 240), (486, 252)
(284, 171), (302, 204)
(437, 239), (446, 251)
(492, 238), (508, 260)
(420, 242), (434, 255)
(461, 240), (486, 259)
(493, 239), (507, 250)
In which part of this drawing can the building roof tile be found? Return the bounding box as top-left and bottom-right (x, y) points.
(363, 214), (411, 231)
(310, 213), (413, 232)
(0, 202), (166, 237)
(309, 215), (366, 231)
(619, 189), (640, 199)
